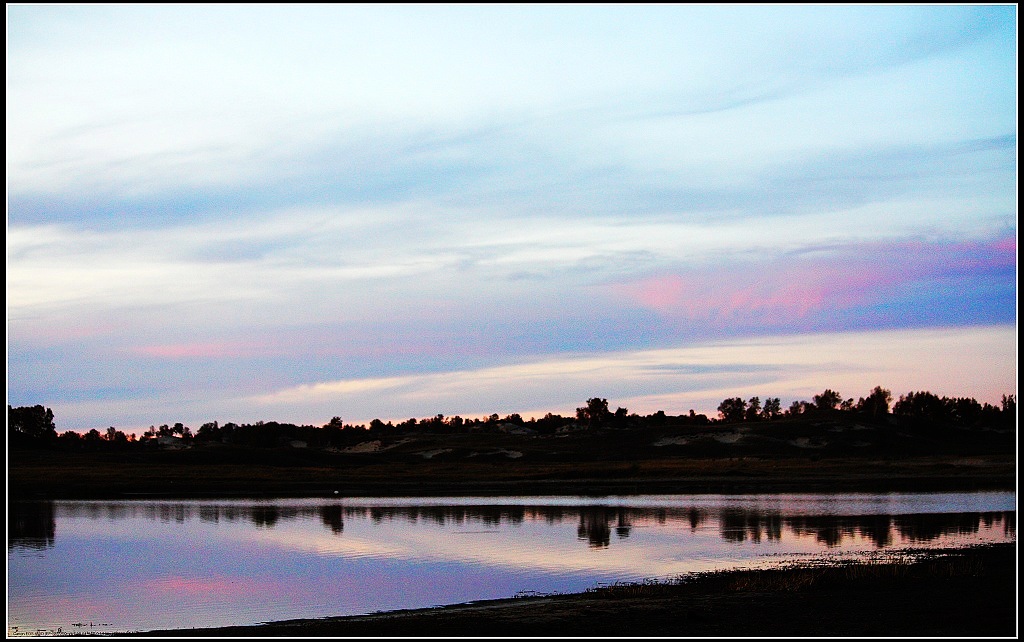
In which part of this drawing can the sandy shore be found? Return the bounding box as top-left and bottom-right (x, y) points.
(131, 543), (1016, 638)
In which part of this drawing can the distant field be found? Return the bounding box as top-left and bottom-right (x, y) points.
(9, 416), (1015, 498)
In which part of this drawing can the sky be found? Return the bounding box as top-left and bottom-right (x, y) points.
(6, 5), (1018, 434)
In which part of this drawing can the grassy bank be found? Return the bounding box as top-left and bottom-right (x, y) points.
(132, 543), (1017, 637)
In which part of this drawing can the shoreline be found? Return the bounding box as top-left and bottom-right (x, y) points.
(9, 452), (1016, 500)
(128, 543), (1017, 638)
(11, 476), (1015, 501)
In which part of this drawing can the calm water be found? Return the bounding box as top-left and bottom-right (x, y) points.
(7, 492), (1016, 635)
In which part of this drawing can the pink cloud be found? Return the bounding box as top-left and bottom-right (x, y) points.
(613, 235), (1014, 327)
(133, 341), (273, 359)
(619, 267), (849, 324)
(990, 236), (1016, 256)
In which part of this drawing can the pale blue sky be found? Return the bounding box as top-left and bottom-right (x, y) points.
(6, 5), (1017, 432)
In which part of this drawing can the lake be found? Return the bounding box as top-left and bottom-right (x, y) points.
(7, 491), (1015, 635)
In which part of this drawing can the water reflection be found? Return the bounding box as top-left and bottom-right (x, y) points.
(786, 515), (894, 547)
(895, 511), (1016, 542)
(8, 499), (1016, 551)
(7, 501), (55, 551)
(8, 493), (1015, 636)
(719, 510), (784, 544)
(321, 504), (344, 534)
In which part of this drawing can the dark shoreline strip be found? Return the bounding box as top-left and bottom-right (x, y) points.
(10, 473), (1016, 501)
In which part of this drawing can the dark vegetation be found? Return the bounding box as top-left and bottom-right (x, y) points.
(8, 386), (1017, 451)
(8, 386), (1017, 498)
(134, 543), (1016, 637)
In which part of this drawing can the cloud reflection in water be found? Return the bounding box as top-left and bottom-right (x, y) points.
(7, 494), (1015, 635)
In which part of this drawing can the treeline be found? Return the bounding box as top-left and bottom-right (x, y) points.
(716, 386), (1017, 428)
(7, 386), (1016, 452)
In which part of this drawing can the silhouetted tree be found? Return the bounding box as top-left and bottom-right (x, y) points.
(1001, 394), (1016, 428)
(893, 391), (948, 427)
(196, 421), (222, 443)
(687, 410), (711, 425)
(813, 389), (843, 412)
(745, 397), (762, 422)
(535, 412), (568, 434)
(612, 407), (630, 428)
(946, 396), (983, 427)
(422, 414), (446, 432)
(9, 384), (1014, 456)
(577, 397), (611, 428)
(718, 397), (747, 423)
(170, 422), (192, 439)
(761, 397), (782, 420)
(104, 427), (130, 447)
(83, 428), (104, 450)
(395, 418), (418, 433)
(56, 430), (83, 451)
(8, 405), (57, 443)
(648, 410), (668, 426)
(857, 386), (892, 421)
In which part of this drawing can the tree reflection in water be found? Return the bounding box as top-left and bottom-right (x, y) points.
(894, 512), (1014, 542)
(720, 510), (785, 543)
(249, 505), (281, 528)
(8, 501), (55, 551)
(7, 500), (1016, 551)
(321, 504), (344, 534)
(786, 515), (893, 547)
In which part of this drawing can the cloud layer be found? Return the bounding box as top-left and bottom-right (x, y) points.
(7, 5), (1016, 431)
